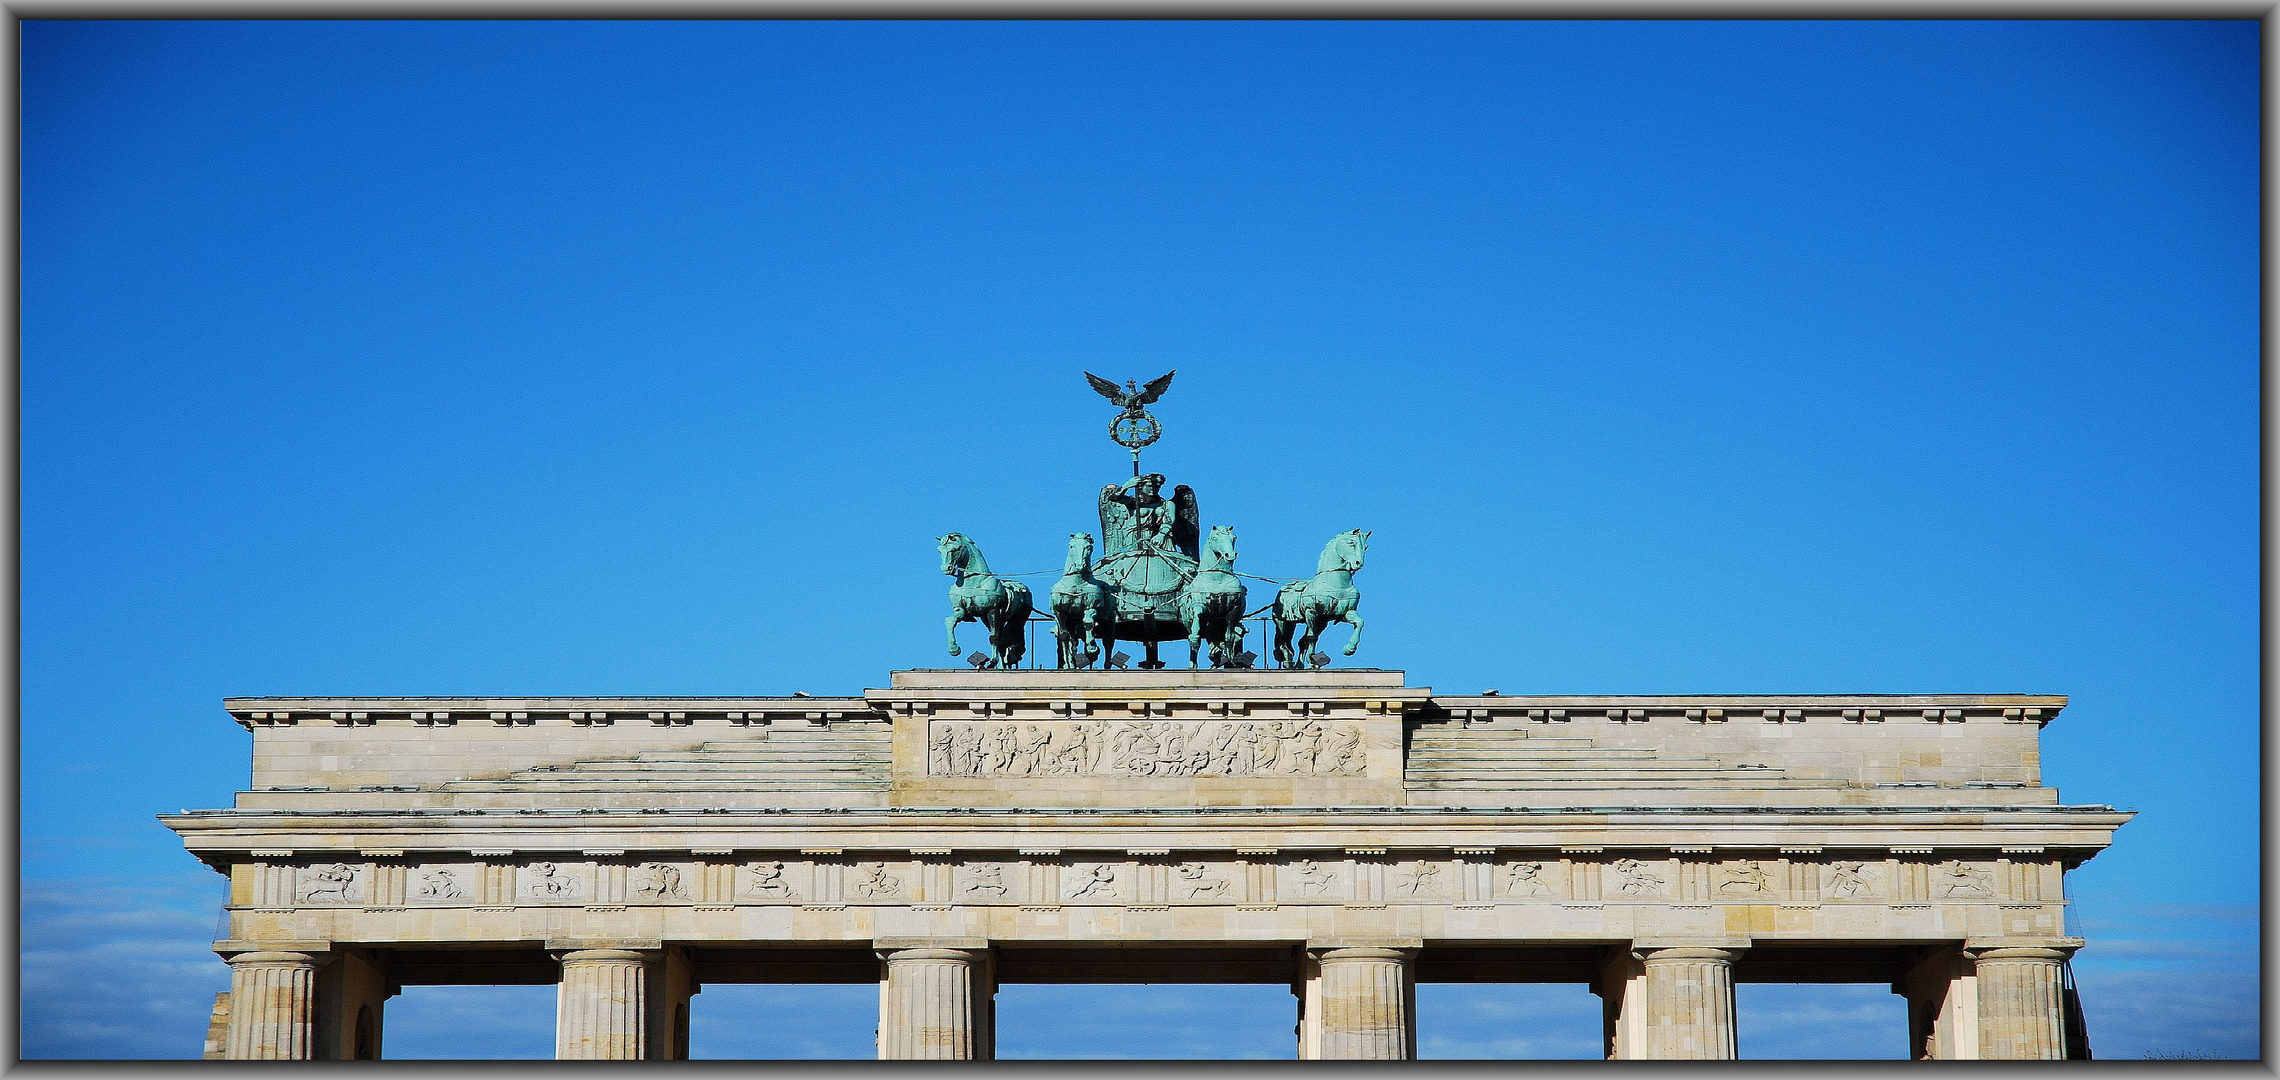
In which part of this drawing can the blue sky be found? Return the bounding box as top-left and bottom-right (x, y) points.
(20, 19), (2257, 1059)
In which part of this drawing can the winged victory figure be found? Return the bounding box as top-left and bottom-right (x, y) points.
(1085, 370), (1176, 418)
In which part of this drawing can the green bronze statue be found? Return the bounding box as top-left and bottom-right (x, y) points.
(1273, 530), (1368, 668)
(1048, 532), (1113, 670)
(1177, 524), (1249, 669)
(938, 532), (1032, 669)
(927, 371), (1377, 672)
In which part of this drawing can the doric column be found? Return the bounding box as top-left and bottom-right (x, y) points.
(222, 951), (323, 1060)
(1309, 947), (1415, 1060)
(555, 949), (650, 1060)
(1637, 947), (1740, 1060)
(1900, 947), (1978, 1059)
(878, 947), (990, 1060)
(1970, 944), (2074, 1060)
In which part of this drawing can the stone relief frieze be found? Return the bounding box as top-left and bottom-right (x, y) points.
(631, 862), (686, 901)
(521, 861), (586, 901)
(1502, 861), (1553, 898)
(1395, 860), (1448, 898)
(1067, 863), (1120, 900)
(411, 866), (468, 902)
(1935, 860), (1994, 898)
(1717, 861), (1773, 897)
(926, 719), (1367, 778)
(1614, 858), (1667, 897)
(1825, 860), (1877, 899)
(852, 862), (905, 899)
(1284, 857), (1343, 899)
(1174, 861), (1234, 899)
(742, 860), (801, 901)
(296, 863), (361, 905)
(961, 863), (1010, 898)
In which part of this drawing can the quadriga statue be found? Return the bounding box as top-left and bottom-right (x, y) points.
(1048, 532), (1113, 670)
(938, 532), (1032, 669)
(1273, 529), (1368, 669)
(1177, 524), (1248, 669)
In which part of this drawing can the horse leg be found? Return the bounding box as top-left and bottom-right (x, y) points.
(946, 611), (965, 657)
(1273, 619), (1295, 668)
(1342, 609), (1365, 656)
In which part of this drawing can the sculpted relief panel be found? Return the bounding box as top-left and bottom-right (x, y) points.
(259, 854), (2029, 910)
(926, 719), (1367, 778)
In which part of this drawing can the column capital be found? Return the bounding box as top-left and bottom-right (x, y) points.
(878, 947), (985, 963)
(555, 948), (652, 964)
(1634, 943), (1746, 964)
(1965, 937), (2084, 961)
(224, 950), (327, 967)
(1312, 946), (1417, 964)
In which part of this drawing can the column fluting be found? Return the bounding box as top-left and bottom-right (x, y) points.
(1638, 947), (1740, 1060)
(879, 948), (982, 1060)
(555, 949), (650, 1060)
(222, 951), (322, 1060)
(1314, 947), (1415, 1060)
(1971, 946), (2071, 1060)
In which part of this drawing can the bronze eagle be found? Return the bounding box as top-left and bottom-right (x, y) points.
(1084, 370), (1175, 415)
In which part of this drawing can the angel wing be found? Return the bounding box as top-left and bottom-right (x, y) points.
(1084, 371), (1129, 406)
(1170, 484), (1201, 560)
(1130, 370), (1176, 407)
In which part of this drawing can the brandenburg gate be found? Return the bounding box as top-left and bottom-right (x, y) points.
(165, 374), (2126, 1060)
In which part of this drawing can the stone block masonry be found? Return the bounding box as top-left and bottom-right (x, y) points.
(167, 669), (2123, 1060)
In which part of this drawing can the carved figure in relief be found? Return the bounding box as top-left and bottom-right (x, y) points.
(1827, 861), (1874, 899)
(1014, 724), (1052, 775)
(1614, 858), (1665, 896)
(415, 868), (464, 900)
(528, 862), (580, 898)
(1053, 722), (1098, 775)
(1292, 858), (1336, 895)
(1175, 861), (1232, 898)
(1071, 864), (1118, 899)
(1282, 719), (1326, 775)
(746, 861), (798, 900)
(853, 862), (903, 898)
(1206, 723), (1243, 775)
(1504, 862), (1551, 897)
(1396, 861), (1445, 897)
(1253, 721), (1285, 773)
(953, 725), (986, 777)
(1320, 723), (1365, 775)
(988, 725), (1020, 773)
(1935, 860), (1994, 898)
(1717, 862), (1772, 896)
(928, 726), (955, 775)
(633, 863), (686, 900)
(300, 863), (358, 904)
(963, 864), (1009, 897)
(1115, 723), (1164, 776)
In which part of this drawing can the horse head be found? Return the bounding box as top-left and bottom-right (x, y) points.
(1065, 532), (1094, 573)
(1203, 524), (1239, 571)
(1317, 529), (1369, 573)
(939, 533), (984, 579)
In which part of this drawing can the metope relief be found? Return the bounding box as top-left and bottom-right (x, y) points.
(519, 861), (588, 903)
(960, 863), (1011, 899)
(1281, 857), (1346, 900)
(1935, 860), (1994, 898)
(1825, 860), (1877, 900)
(1613, 858), (1667, 898)
(630, 862), (687, 902)
(851, 862), (905, 899)
(295, 863), (362, 905)
(1717, 861), (1773, 897)
(741, 860), (802, 902)
(926, 719), (1368, 778)
(1174, 861), (1234, 899)
(1502, 861), (1554, 898)
(408, 864), (476, 904)
(1066, 863), (1121, 901)
(1395, 860), (1449, 899)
